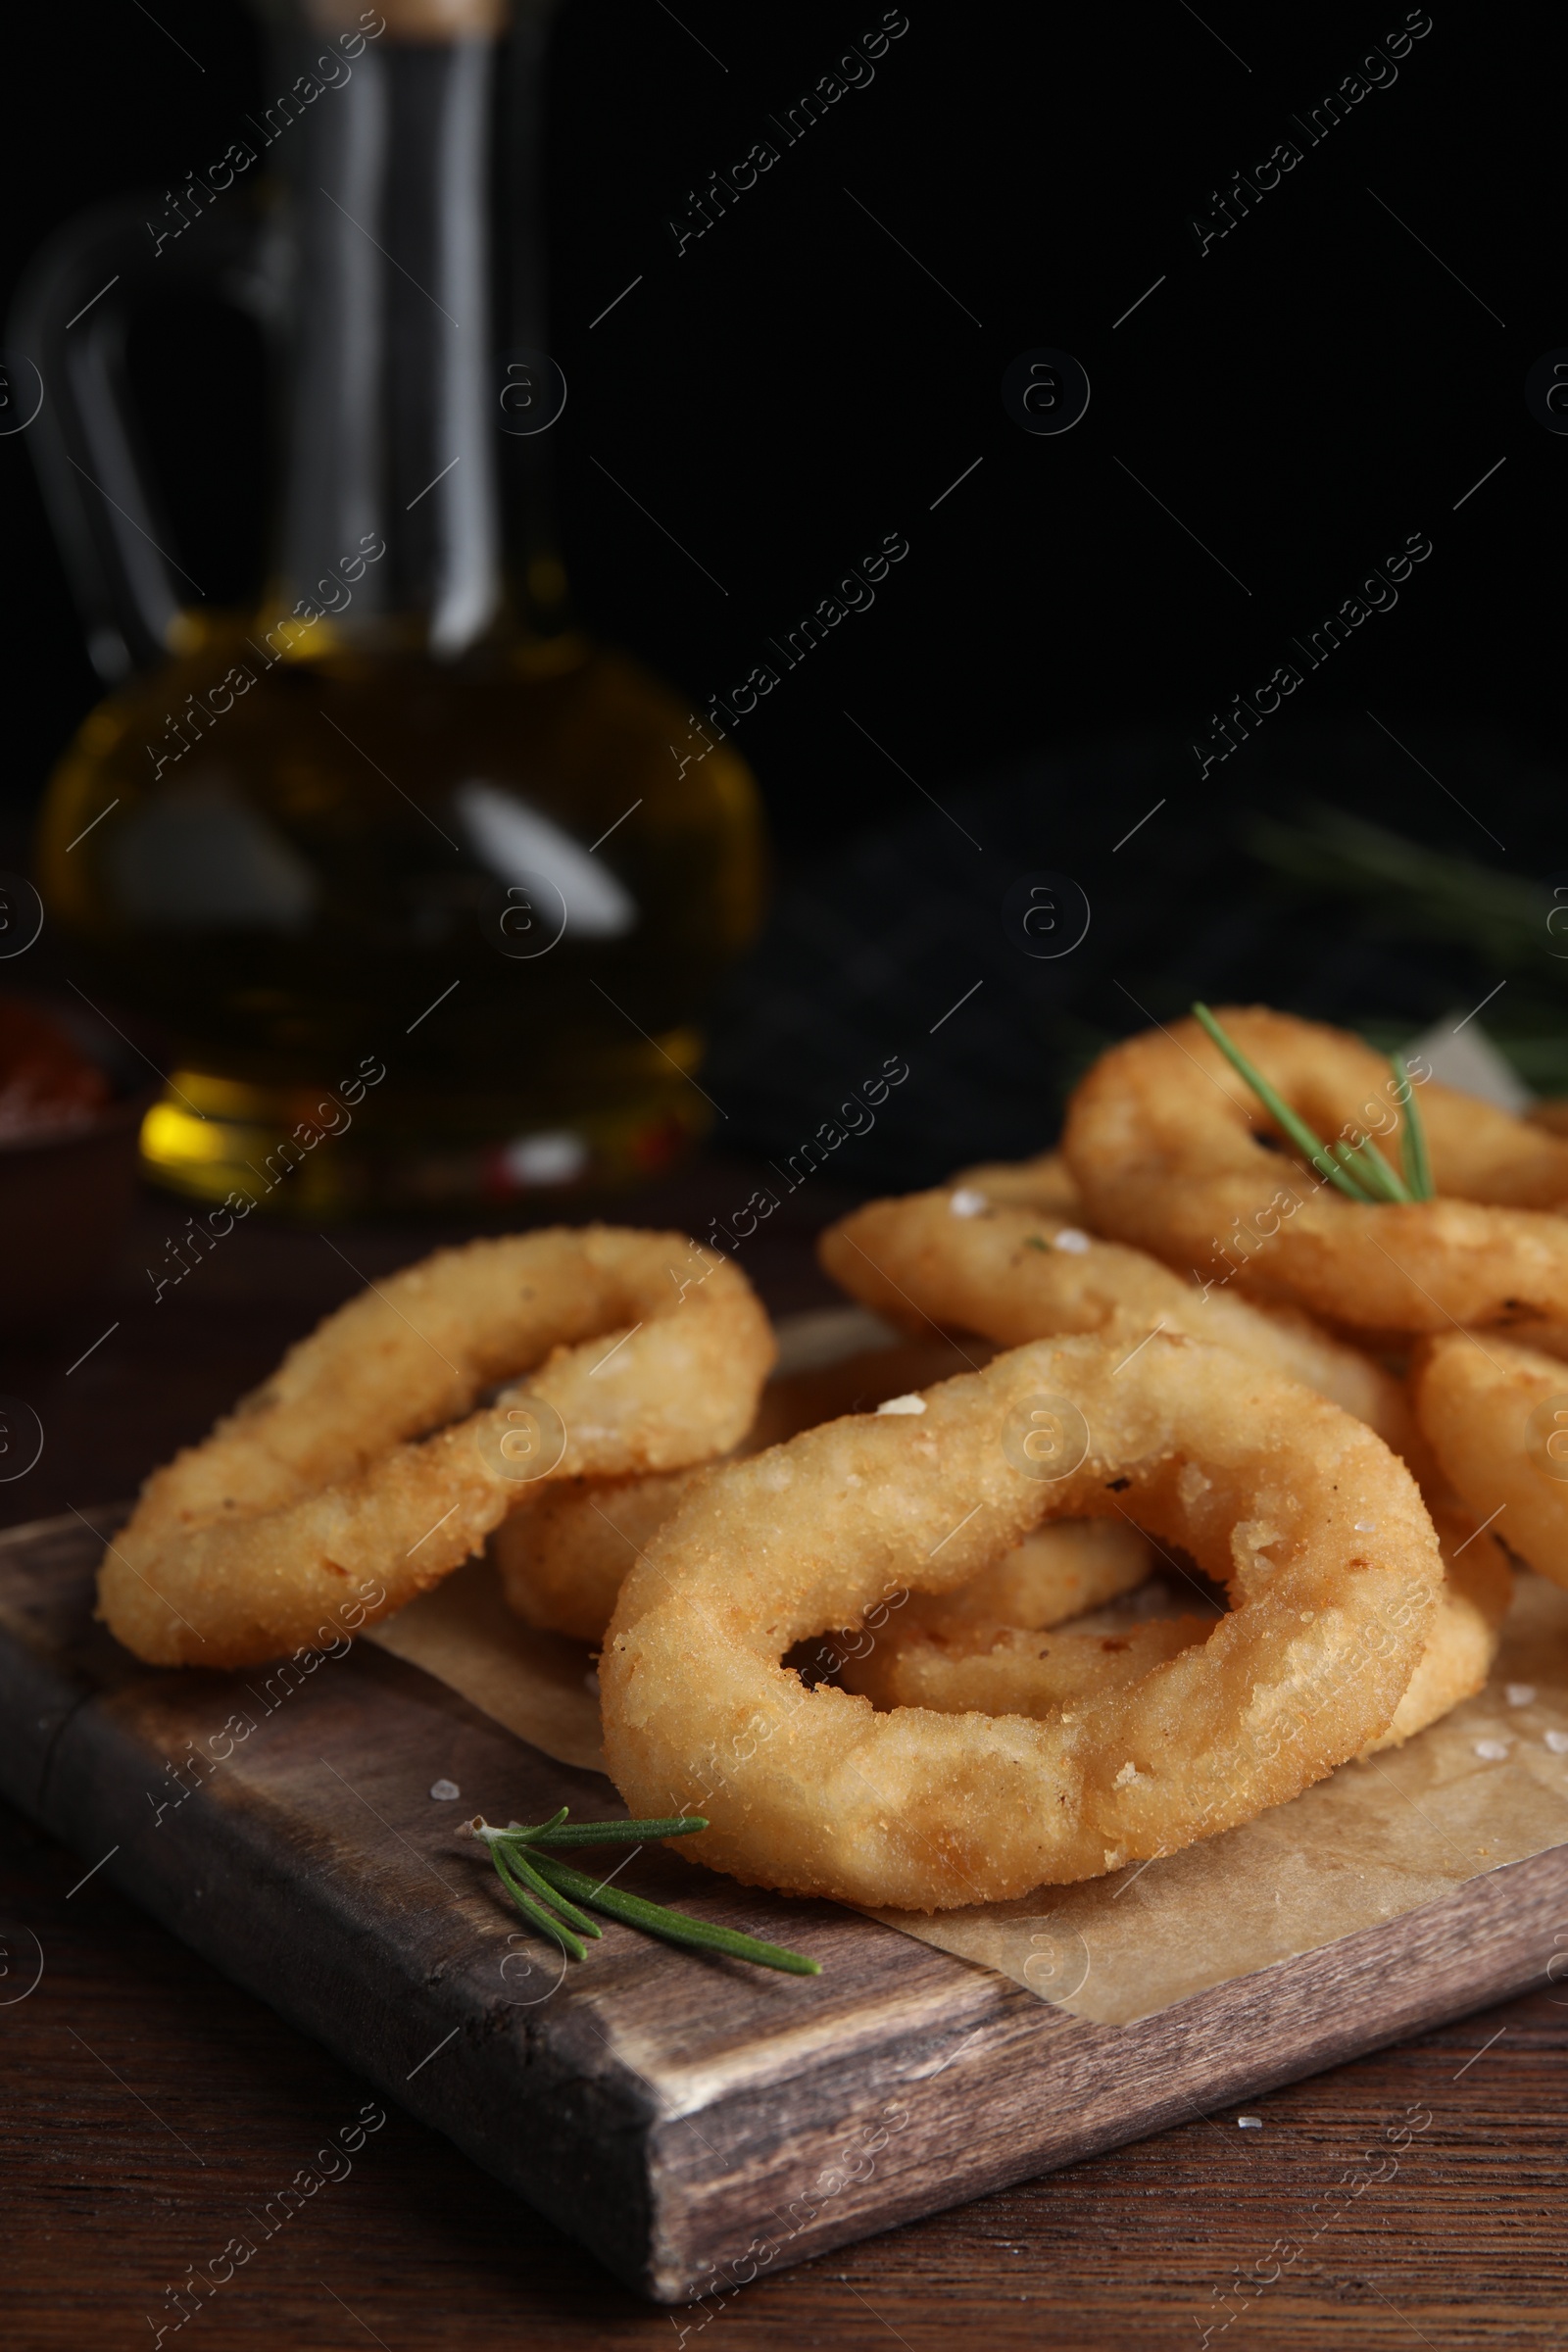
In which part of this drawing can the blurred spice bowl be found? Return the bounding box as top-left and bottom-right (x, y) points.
(0, 992), (158, 1333)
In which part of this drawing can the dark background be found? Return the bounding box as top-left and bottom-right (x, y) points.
(2, 1), (1557, 851)
(1, 0), (1562, 1175)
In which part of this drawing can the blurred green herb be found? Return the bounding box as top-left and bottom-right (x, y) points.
(465, 1808), (821, 1976)
(1246, 805), (1568, 1093)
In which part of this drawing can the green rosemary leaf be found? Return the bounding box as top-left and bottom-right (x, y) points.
(506, 1805), (570, 1842)
(1334, 1134), (1411, 1203)
(1353, 1132), (1414, 1201)
(493, 1840), (604, 1941)
(1332, 1150), (1382, 1201)
(530, 1816), (710, 1848)
(491, 1852), (590, 1963)
(529, 1851), (821, 1977)
(1192, 1004), (1376, 1201)
(1392, 1054), (1435, 1200)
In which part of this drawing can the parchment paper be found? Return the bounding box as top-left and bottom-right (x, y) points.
(368, 1552), (609, 1775)
(368, 1310), (1568, 2027)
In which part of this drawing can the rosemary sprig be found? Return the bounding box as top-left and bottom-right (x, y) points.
(466, 1809), (821, 1977)
(1193, 1002), (1374, 1200)
(1393, 1053), (1433, 1200)
(1192, 1003), (1434, 1203)
(1335, 1130), (1407, 1202)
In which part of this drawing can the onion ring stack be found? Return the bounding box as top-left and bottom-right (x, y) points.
(818, 1178), (1507, 1757)
(104, 994), (1552, 1921)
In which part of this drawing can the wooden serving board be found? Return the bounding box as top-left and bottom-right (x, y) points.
(4, 1506), (1566, 2306)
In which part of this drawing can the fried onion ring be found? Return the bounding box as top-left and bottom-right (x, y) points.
(499, 1479), (1150, 1651)
(493, 1336), (989, 1643)
(893, 1515), (1154, 1641)
(100, 1228), (774, 1667)
(841, 1612), (1209, 1718)
(1062, 1006), (1568, 1333)
(819, 1187), (1410, 1446)
(1414, 1330), (1568, 1587)
(601, 1331), (1443, 1906)
(820, 1193), (1501, 1747)
(842, 1494), (1507, 1757)
(1366, 1497), (1511, 1749)
(948, 1149), (1083, 1217)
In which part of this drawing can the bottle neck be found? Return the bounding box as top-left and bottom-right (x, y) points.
(262, 6), (562, 657)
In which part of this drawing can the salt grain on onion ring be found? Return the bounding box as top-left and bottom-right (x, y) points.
(601, 1331), (1442, 1907)
(100, 1228), (774, 1667)
(1063, 1006), (1568, 1333)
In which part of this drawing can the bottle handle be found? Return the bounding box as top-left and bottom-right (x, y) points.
(9, 195), (258, 684)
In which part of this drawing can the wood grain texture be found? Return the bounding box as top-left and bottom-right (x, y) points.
(4, 1505), (1567, 2313)
(5, 1781), (1567, 2348)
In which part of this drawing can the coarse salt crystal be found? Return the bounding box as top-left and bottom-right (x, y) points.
(1473, 1740), (1509, 1762)
(430, 1778), (461, 1800)
(1054, 1228), (1092, 1254)
(1353, 1520), (1377, 1533)
(1505, 1684), (1537, 1708)
(949, 1188), (988, 1217)
(877, 1394), (927, 1415)
(1545, 1730), (1568, 1755)
(1237, 2117), (1263, 2130)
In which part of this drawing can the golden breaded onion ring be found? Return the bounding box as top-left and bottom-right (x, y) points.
(841, 1614), (1210, 1720)
(842, 1494), (1508, 1758)
(1062, 1005), (1568, 1333)
(891, 1516), (1153, 1642)
(819, 1187), (1410, 1446)
(100, 1228), (774, 1667)
(948, 1149), (1083, 1217)
(601, 1331), (1444, 1908)
(1414, 1329), (1568, 1587)
(822, 1186), (1508, 1735)
(1366, 1497), (1511, 1750)
(493, 1335), (992, 1643)
(498, 1465), (713, 1647)
(497, 1461), (1150, 1652)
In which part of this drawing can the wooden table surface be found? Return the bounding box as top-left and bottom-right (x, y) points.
(4, 1172), (1567, 2349)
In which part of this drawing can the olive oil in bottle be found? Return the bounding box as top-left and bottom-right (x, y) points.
(22, 0), (764, 1214)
